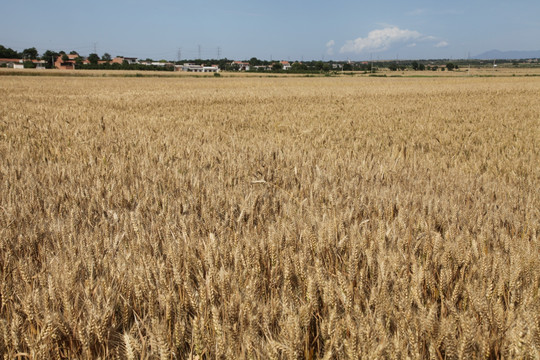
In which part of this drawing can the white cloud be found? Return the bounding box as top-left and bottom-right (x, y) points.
(407, 43), (417, 47)
(435, 41), (449, 48)
(326, 40), (335, 56)
(340, 27), (422, 54)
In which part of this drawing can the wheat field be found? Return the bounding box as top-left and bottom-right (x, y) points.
(0, 76), (539, 359)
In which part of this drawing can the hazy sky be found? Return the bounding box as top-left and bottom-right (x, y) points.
(1, 0), (539, 61)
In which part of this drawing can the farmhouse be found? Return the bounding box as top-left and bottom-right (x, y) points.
(177, 63), (220, 72)
(231, 61), (292, 71)
(33, 60), (46, 69)
(179, 63), (202, 72)
(54, 54), (90, 70)
(253, 65), (272, 71)
(1, 58), (46, 69)
(111, 56), (138, 64)
(151, 61), (174, 67)
(231, 61), (250, 71)
(0, 58), (23, 68)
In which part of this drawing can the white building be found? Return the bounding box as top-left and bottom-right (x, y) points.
(178, 63), (220, 72)
(202, 65), (219, 72)
(231, 61), (250, 71)
(280, 61), (291, 70)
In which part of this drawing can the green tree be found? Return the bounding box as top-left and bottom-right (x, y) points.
(418, 63), (425, 71)
(22, 47), (38, 59)
(249, 57), (261, 66)
(291, 62), (308, 72)
(88, 53), (100, 65)
(388, 63), (398, 71)
(62, 54), (69, 62)
(313, 61), (324, 71)
(69, 51), (78, 55)
(102, 53), (112, 62)
(272, 62), (283, 71)
(75, 56), (84, 67)
(23, 61), (36, 69)
(0, 45), (21, 58)
(411, 61), (419, 70)
(42, 50), (60, 68)
(343, 63), (353, 71)
(446, 62), (455, 71)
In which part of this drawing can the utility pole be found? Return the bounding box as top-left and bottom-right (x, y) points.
(93, 42), (97, 54)
(177, 48), (182, 62)
(217, 47), (221, 59)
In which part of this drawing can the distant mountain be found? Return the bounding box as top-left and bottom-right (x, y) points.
(473, 49), (540, 60)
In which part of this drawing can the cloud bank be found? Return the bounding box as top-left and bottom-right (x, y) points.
(340, 27), (421, 54)
(339, 26), (448, 54)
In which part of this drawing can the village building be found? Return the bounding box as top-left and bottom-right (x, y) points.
(150, 61), (174, 67)
(177, 63), (220, 72)
(0, 58), (23, 68)
(253, 65), (272, 71)
(231, 61), (250, 71)
(111, 56), (138, 64)
(54, 54), (89, 70)
(0, 58), (46, 69)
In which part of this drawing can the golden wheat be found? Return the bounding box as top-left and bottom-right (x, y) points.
(0, 75), (539, 359)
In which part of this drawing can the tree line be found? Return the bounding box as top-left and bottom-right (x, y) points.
(0, 44), (486, 72)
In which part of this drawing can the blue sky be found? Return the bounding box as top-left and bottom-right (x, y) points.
(1, 0), (539, 61)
